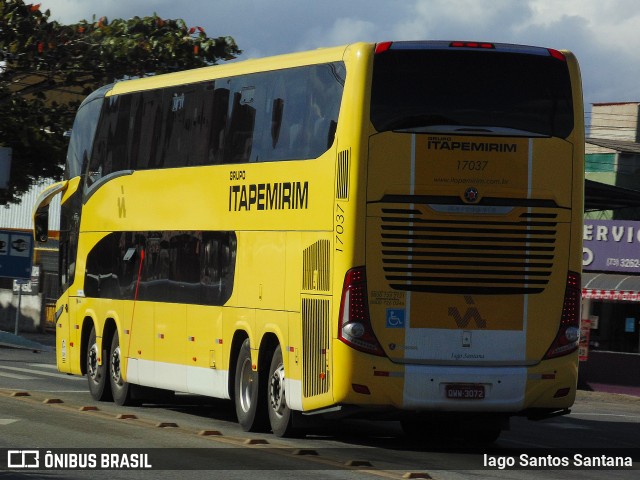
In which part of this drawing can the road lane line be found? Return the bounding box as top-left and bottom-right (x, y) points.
(570, 412), (640, 419)
(0, 366), (85, 381)
(27, 363), (58, 370)
(0, 371), (36, 380)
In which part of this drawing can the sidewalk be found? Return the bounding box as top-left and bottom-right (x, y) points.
(583, 382), (640, 397)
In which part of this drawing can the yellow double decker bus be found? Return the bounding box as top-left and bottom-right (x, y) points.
(35, 40), (584, 441)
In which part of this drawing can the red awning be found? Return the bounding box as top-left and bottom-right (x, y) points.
(582, 272), (640, 302)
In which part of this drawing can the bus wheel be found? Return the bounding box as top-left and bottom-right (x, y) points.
(86, 326), (111, 401)
(234, 338), (268, 431)
(268, 345), (293, 437)
(108, 330), (136, 406)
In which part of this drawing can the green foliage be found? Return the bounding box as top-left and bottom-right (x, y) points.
(0, 0), (241, 204)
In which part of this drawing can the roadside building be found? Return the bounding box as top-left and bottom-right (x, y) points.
(581, 102), (640, 393)
(0, 180), (60, 332)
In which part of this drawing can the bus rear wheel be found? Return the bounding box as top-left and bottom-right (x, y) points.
(108, 330), (137, 406)
(234, 338), (268, 432)
(268, 345), (293, 437)
(87, 326), (112, 401)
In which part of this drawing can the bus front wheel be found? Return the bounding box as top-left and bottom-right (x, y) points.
(234, 338), (268, 431)
(268, 345), (293, 437)
(87, 326), (111, 401)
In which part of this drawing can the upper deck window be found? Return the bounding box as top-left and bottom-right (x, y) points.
(371, 47), (573, 138)
(65, 86), (108, 180)
(85, 61), (345, 189)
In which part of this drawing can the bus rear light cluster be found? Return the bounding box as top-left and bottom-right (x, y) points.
(375, 42), (393, 54)
(548, 49), (567, 61)
(544, 271), (581, 359)
(450, 41), (495, 49)
(338, 267), (386, 357)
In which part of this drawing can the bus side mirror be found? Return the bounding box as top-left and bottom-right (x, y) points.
(34, 205), (49, 243)
(32, 179), (70, 244)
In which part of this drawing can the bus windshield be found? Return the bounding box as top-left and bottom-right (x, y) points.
(370, 46), (574, 138)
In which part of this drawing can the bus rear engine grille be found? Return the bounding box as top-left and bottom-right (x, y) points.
(380, 209), (558, 295)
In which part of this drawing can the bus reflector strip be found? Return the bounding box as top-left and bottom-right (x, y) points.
(554, 387), (571, 398)
(158, 333), (164, 339)
(188, 336), (195, 342)
(352, 384), (371, 395)
(373, 370), (404, 378)
(528, 373), (557, 380)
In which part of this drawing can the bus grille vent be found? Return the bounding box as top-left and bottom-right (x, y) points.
(302, 240), (331, 292)
(379, 208), (558, 295)
(302, 297), (330, 397)
(336, 149), (350, 200)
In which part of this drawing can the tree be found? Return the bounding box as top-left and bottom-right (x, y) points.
(0, 0), (240, 204)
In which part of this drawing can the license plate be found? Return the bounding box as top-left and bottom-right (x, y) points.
(445, 384), (485, 400)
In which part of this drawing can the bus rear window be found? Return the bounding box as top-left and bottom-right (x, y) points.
(371, 49), (574, 138)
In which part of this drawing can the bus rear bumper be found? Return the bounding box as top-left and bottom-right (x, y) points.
(402, 364), (527, 411)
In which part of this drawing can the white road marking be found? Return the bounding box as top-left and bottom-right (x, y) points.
(0, 365), (85, 381)
(571, 412), (640, 419)
(27, 363), (58, 370)
(0, 371), (36, 380)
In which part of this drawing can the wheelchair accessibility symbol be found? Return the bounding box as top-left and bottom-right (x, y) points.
(386, 309), (405, 328)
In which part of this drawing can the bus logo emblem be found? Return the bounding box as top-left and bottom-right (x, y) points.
(463, 187), (479, 203)
(448, 296), (487, 328)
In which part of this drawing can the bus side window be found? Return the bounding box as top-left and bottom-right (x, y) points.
(86, 94), (131, 189)
(224, 85), (257, 164)
(271, 98), (284, 148)
(131, 90), (162, 170)
(209, 86), (230, 165)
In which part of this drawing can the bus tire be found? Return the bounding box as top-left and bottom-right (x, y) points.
(268, 345), (293, 437)
(234, 338), (268, 431)
(86, 326), (112, 401)
(108, 330), (137, 406)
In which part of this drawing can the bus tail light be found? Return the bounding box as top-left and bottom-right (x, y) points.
(450, 41), (495, 49)
(338, 267), (386, 357)
(544, 271), (581, 359)
(548, 49), (567, 61)
(375, 42), (393, 54)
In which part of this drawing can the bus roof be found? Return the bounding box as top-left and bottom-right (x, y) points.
(108, 43), (357, 96)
